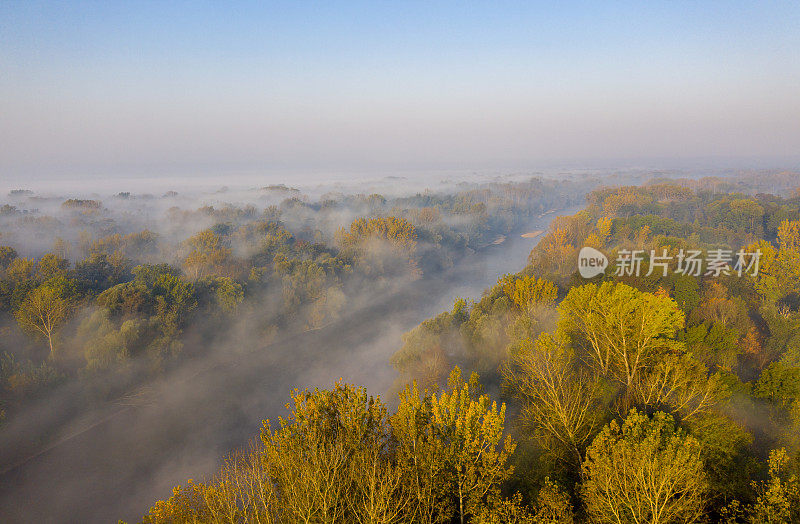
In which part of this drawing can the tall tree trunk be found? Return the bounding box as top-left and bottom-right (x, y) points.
(458, 481), (464, 524)
(47, 331), (55, 360)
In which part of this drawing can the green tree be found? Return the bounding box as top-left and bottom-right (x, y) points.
(36, 253), (70, 281)
(0, 246), (19, 269)
(391, 299), (469, 389)
(74, 252), (130, 293)
(747, 448), (800, 524)
(631, 353), (728, 422)
(754, 362), (800, 409)
(5, 257), (35, 284)
(558, 282), (685, 391)
(749, 220), (800, 304)
(212, 277), (244, 314)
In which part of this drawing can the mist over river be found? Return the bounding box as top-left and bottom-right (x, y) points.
(0, 205), (582, 524)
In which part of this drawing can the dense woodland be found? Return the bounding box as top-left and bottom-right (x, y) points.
(0, 178), (579, 430)
(131, 173), (800, 523)
(4, 173), (800, 522)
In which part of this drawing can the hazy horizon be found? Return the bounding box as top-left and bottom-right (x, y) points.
(2, 1), (799, 180)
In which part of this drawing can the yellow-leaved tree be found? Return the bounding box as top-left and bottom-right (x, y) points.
(503, 332), (600, 467)
(392, 368), (516, 524)
(501, 275), (558, 310)
(141, 369), (521, 524)
(558, 282), (685, 392)
(183, 230), (233, 280)
(581, 409), (707, 524)
(336, 216), (420, 278)
(15, 281), (74, 359)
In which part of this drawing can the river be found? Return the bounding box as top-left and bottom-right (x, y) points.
(0, 205), (582, 523)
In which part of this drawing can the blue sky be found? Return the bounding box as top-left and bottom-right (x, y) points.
(1, 1), (798, 179)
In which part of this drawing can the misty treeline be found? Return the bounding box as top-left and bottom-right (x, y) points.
(142, 172), (800, 523)
(0, 177), (580, 429)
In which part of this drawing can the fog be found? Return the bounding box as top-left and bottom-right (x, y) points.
(0, 171), (597, 522)
(0, 231), (563, 522)
(3, 167), (798, 522)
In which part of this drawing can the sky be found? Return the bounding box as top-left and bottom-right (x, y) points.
(1, 1), (799, 181)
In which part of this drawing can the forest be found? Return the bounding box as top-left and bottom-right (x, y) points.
(5, 0), (800, 521)
(115, 172), (800, 523)
(3, 173), (800, 522)
(0, 177), (580, 431)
